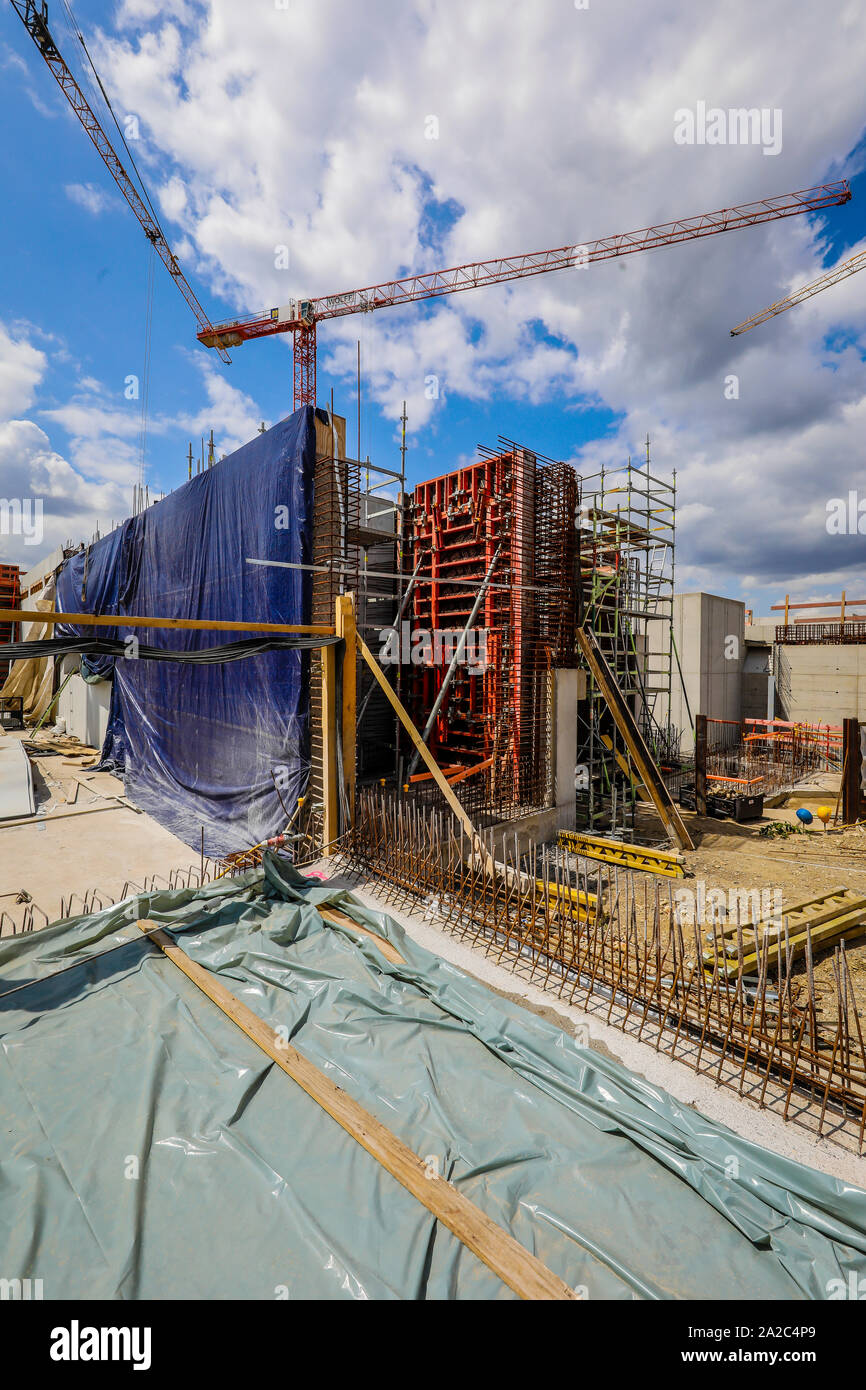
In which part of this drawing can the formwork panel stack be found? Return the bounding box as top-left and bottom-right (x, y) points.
(404, 441), (578, 824)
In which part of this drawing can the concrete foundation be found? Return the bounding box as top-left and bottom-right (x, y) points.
(491, 807), (559, 857)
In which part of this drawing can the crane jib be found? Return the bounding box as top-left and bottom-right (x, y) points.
(197, 179), (851, 356)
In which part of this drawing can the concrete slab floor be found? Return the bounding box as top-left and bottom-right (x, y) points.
(0, 732), (205, 930)
(0, 806), (205, 931)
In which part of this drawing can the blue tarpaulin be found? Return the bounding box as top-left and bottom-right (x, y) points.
(55, 408), (316, 856)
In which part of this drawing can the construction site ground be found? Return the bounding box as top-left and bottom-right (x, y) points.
(3, 734), (865, 1184)
(329, 871), (866, 1187)
(620, 775), (866, 1014)
(0, 729), (202, 930)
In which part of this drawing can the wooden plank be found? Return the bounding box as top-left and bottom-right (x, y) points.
(335, 594), (357, 825)
(705, 889), (866, 975)
(320, 906), (406, 965)
(357, 635), (493, 871)
(599, 734), (647, 796)
(135, 919), (577, 1301)
(447, 757), (493, 787)
(710, 909), (866, 978)
(0, 608), (332, 636)
(577, 627), (694, 851)
(321, 640), (338, 854)
(408, 765), (464, 784)
(714, 888), (866, 943)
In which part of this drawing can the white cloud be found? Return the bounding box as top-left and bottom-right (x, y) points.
(64, 182), (120, 216)
(0, 419), (130, 567)
(0, 322), (269, 567)
(36, 0), (866, 601)
(175, 359), (268, 456)
(0, 323), (46, 416)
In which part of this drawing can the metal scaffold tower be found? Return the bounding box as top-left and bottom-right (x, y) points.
(577, 439), (680, 838)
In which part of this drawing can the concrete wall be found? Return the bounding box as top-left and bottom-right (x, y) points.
(774, 643), (866, 724)
(744, 616), (866, 722)
(56, 660), (111, 749)
(651, 592), (745, 749)
(742, 642), (772, 721)
(19, 546), (65, 603)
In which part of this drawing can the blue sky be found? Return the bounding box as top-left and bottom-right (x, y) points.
(1, 0), (866, 615)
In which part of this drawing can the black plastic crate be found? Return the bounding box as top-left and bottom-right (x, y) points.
(0, 696), (24, 731)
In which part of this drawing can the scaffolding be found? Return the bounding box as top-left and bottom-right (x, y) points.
(577, 439), (681, 838)
(305, 420), (406, 852)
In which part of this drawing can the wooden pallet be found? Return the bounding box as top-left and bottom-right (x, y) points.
(703, 887), (866, 977)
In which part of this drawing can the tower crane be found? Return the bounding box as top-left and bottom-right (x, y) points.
(731, 246), (866, 336)
(197, 181), (851, 408)
(11, 2), (852, 407)
(10, 0), (230, 362)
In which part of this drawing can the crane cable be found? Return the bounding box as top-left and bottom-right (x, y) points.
(58, 0), (173, 243)
(138, 243), (155, 505)
(54, 3), (157, 508)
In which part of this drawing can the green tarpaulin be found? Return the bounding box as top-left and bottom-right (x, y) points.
(1, 853), (865, 1300)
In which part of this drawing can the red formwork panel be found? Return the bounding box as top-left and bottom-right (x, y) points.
(0, 564), (20, 685)
(406, 449), (543, 809)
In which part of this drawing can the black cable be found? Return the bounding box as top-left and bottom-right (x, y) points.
(0, 634), (342, 663)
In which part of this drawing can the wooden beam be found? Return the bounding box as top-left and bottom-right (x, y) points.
(771, 596), (866, 613)
(320, 906), (405, 965)
(321, 638), (338, 854)
(599, 734), (647, 797)
(694, 713), (708, 818)
(335, 593), (357, 825)
(136, 919), (577, 1301)
(446, 756), (493, 787)
(356, 635), (492, 869)
(577, 627), (695, 852)
(0, 608), (333, 636)
(842, 718), (862, 826)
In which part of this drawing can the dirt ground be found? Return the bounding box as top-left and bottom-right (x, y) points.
(615, 772), (866, 1017)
